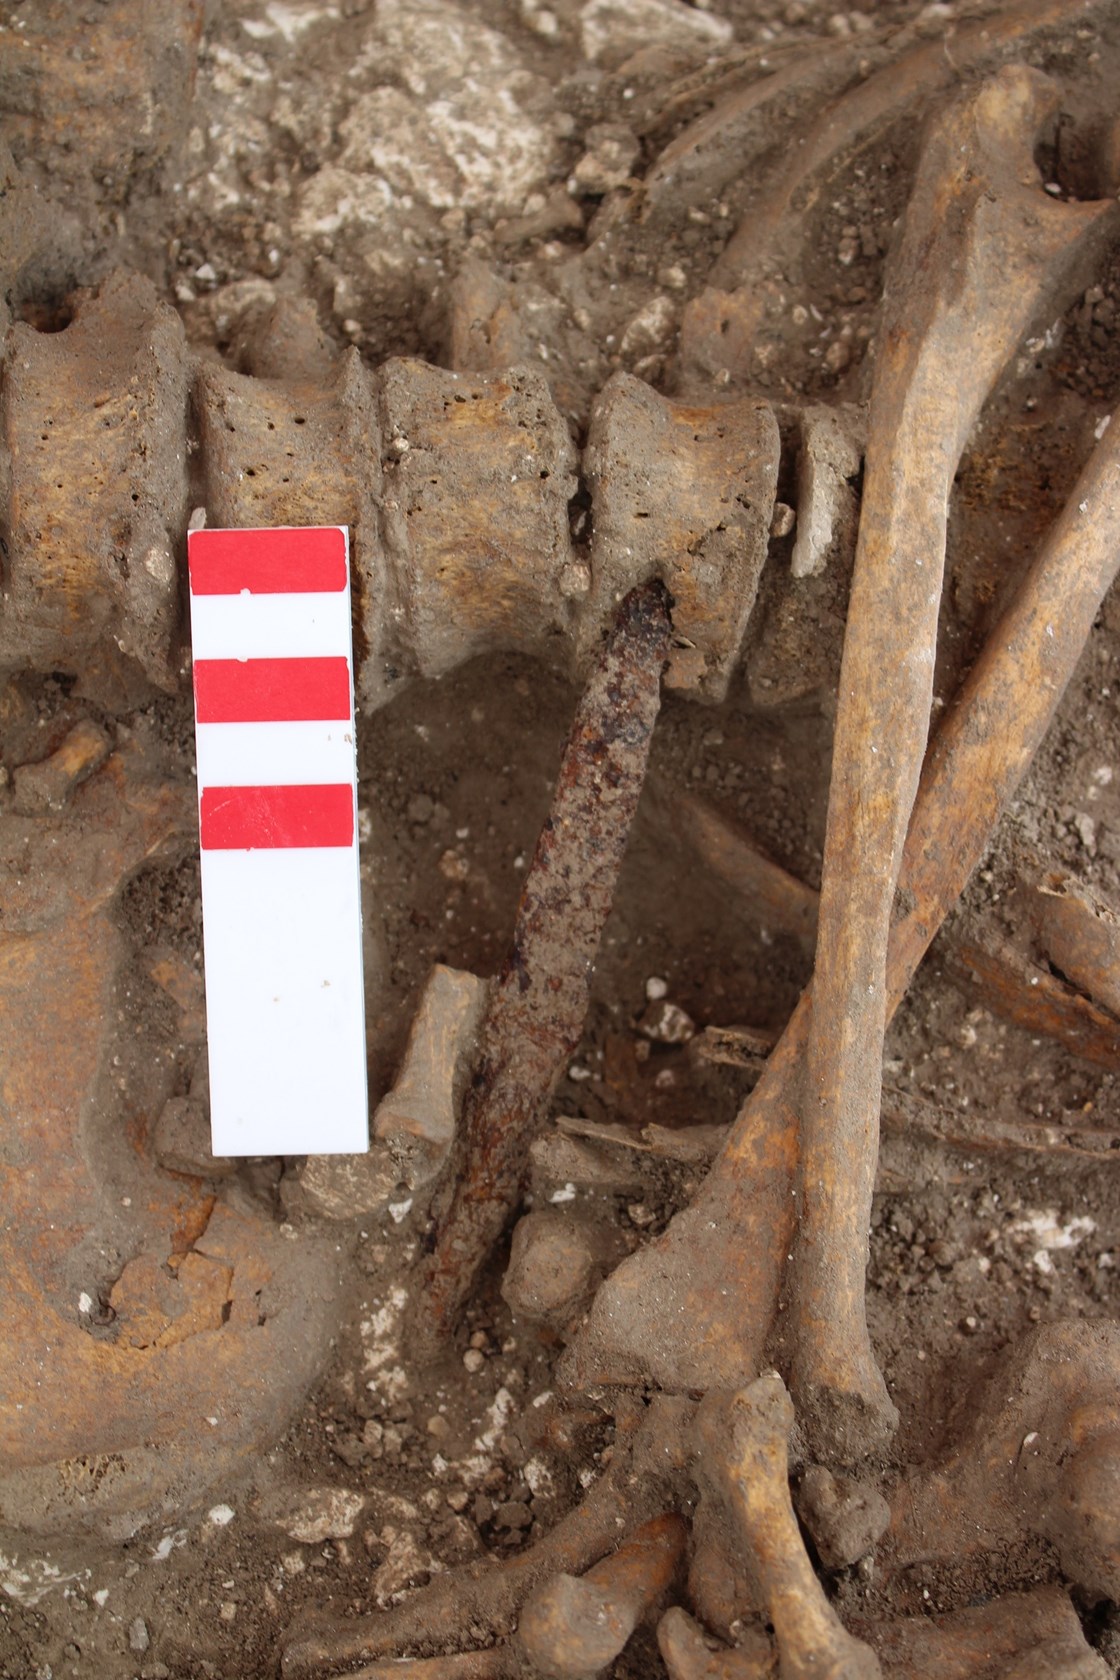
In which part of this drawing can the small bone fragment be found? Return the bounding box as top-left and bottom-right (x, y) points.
(555, 1112), (729, 1166)
(658, 1608), (775, 1680)
(879, 1084), (1120, 1166)
(374, 965), (490, 1189)
(561, 380), (1120, 1403)
(447, 258), (526, 372)
(887, 1321), (1120, 1604)
(942, 934), (1120, 1073)
(1029, 874), (1120, 1022)
(790, 407), (863, 581)
(697, 1377), (881, 1680)
(689, 1025), (778, 1069)
(10, 718), (111, 813)
(422, 582), (671, 1336)
(789, 65), (1117, 1460)
(282, 1396), (693, 1676)
(865, 1585), (1110, 1680)
(794, 1467), (889, 1570)
(501, 1210), (624, 1335)
(516, 1512), (687, 1680)
(530, 1130), (646, 1197)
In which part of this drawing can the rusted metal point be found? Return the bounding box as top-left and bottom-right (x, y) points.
(421, 579), (673, 1338)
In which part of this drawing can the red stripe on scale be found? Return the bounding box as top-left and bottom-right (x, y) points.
(200, 783), (354, 850)
(194, 656), (351, 723)
(188, 527), (348, 595)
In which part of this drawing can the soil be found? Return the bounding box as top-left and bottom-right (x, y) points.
(2, 0), (1120, 1677)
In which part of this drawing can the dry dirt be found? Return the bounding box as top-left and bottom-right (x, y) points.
(2, 0), (1120, 1676)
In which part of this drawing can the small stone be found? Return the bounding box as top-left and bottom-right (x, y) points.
(645, 975), (669, 1001)
(426, 1414), (449, 1439)
(407, 793), (435, 825)
(618, 295), (676, 363)
(579, 0), (732, 65)
(770, 502), (796, 539)
(502, 1209), (619, 1333)
(278, 1487), (366, 1544)
(493, 1500), (532, 1530)
(570, 123), (640, 196)
(446, 1488), (470, 1513)
(637, 999), (695, 1043)
(463, 1348), (486, 1373)
(219, 1602), (237, 1623)
(128, 1618), (150, 1654)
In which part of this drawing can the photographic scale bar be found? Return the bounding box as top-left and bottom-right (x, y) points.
(188, 524), (368, 1158)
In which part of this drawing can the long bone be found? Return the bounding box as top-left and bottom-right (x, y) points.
(696, 1377), (881, 1680)
(788, 64), (1117, 1458)
(559, 148), (1120, 1417)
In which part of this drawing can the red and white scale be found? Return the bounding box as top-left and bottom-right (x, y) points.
(187, 525), (368, 1156)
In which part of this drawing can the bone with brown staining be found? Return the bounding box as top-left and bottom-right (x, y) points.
(662, 788), (818, 956)
(420, 581), (672, 1339)
(671, 803), (1120, 1077)
(886, 1321), (1120, 1607)
(559, 178), (1120, 1409)
(940, 932), (1120, 1074)
(696, 1377), (881, 1680)
(0, 738), (347, 1538)
(782, 64), (1117, 1460)
(516, 1512), (688, 1680)
(680, 0), (1116, 388)
(1028, 873), (1120, 1022)
(374, 964), (491, 1192)
(863, 1585), (1111, 1680)
(657, 1607), (776, 1680)
(281, 1396), (693, 1678)
(2, 272), (777, 712)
